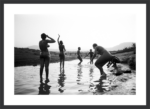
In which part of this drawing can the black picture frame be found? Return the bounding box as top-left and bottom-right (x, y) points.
(0, 0), (149, 108)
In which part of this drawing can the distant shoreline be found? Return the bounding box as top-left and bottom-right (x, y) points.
(15, 48), (135, 70)
(15, 47), (79, 67)
(15, 58), (77, 67)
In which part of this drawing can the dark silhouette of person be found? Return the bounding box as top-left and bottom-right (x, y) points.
(77, 66), (83, 85)
(90, 43), (114, 79)
(58, 69), (66, 93)
(95, 75), (107, 93)
(84, 49), (94, 64)
(57, 34), (66, 69)
(39, 33), (55, 83)
(89, 67), (94, 81)
(77, 47), (83, 65)
(38, 81), (51, 95)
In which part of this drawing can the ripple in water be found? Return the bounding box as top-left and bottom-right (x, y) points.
(15, 59), (115, 95)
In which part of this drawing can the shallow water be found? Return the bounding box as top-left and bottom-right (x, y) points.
(15, 59), (114, 95)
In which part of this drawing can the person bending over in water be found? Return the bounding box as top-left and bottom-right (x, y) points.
(39, 33), (56, 83)
(90, 43), (114, 78)
(107, 56), (120, 68)
(77, 47), (83, 65)
(57, 34), (66, 69)
(84, 49), (94, 64)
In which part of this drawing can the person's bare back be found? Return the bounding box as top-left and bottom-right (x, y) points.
(95, 46), (111, 56)
(39, 33), (56, 83)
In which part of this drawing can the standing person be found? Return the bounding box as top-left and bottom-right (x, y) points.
(57, 34), (66, 69)
(90, 43), (113, 78)
(84, 49), (94, 64)
(39, 33), (56, 83)
(77, 47), (83, 65)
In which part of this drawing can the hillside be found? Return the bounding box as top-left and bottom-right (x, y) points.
(106, 42), (134, 51)
(27, 42), (135, 52)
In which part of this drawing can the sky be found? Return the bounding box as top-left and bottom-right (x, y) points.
(15, 4), (136, 51)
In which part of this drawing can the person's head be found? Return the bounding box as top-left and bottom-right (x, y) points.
(93, 43), (97, 49)
(41, 33), (46, 40)
(90, 49), (92, 52)
(78, 47), (81, 50)
(60, 40), (63, 45)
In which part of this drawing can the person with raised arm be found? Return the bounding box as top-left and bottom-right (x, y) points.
(39, 33), (56, 83)
(57, 34), (66, 69)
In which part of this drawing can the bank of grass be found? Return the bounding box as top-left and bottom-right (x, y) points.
(15, 48), (77, 67)
(113, 51), (136, 70)
(15, 48), (136, 69)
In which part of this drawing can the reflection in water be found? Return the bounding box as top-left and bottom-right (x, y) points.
(77, 65), (83, 85)
(89, 67), (94, 82)
(58, 69), (66, 93)
(38, 82), (51, 95)
(95, 75), (108, 93)
(15, 59), (117, 95)
(89, 67), (95, 91)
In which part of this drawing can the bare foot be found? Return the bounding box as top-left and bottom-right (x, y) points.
(45, 78), (50, 83)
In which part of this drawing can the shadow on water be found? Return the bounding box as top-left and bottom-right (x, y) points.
(38, 82), (51, 95)
(58, 68), (66, 93)
(77, 65), (83, 85)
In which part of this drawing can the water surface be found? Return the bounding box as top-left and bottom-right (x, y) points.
(15, 59), (114, 95)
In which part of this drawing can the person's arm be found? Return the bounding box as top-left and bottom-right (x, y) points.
(77, 51), (79, 56)
(84, 52), (89, 58)
(46, 35), (56, 43)
(91, 53), (96, 61)
(90, 49), (97, 62)
(57, 34), (60, 45)
(63, 45), (66, 52)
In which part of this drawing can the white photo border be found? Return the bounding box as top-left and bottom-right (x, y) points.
(4, 4), (146, 105)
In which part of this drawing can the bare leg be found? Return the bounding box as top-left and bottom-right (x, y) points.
(90, 57), (93, 64)
(95, 63), (105, 75)
(60, 60), (62, 69)
(63, 55), (65, 69)
(60, 58), (63, 69)
(59, 54), (62, 68)
(40, 58), (44, 82)
(95, 54), (112, 77)
(45, 57), (50, 81)
(78, 57), (83, 65)
(63, 60), (64, 69)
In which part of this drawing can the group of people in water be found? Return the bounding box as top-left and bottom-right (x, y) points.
(39, 33), (120, 83)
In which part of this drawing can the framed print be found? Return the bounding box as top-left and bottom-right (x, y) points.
(0, 0), (149, 108)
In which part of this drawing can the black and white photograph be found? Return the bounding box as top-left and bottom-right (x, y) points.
(14, 12), (136, 95)
(4, 4), (146, 105)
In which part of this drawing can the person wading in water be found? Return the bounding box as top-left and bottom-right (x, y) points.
(39, 33), (56, 83)
(77, 47), (83, 65)
(57, 34), (66, 69)
(84, 49), (94, 64)
(90, 43), (116, 79)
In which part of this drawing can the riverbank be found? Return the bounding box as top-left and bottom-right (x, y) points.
(94, 63), (136, 95)
(15, 48), (77, 67)
(15, 48), (136, 71)
(104, 72), (136, 95)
